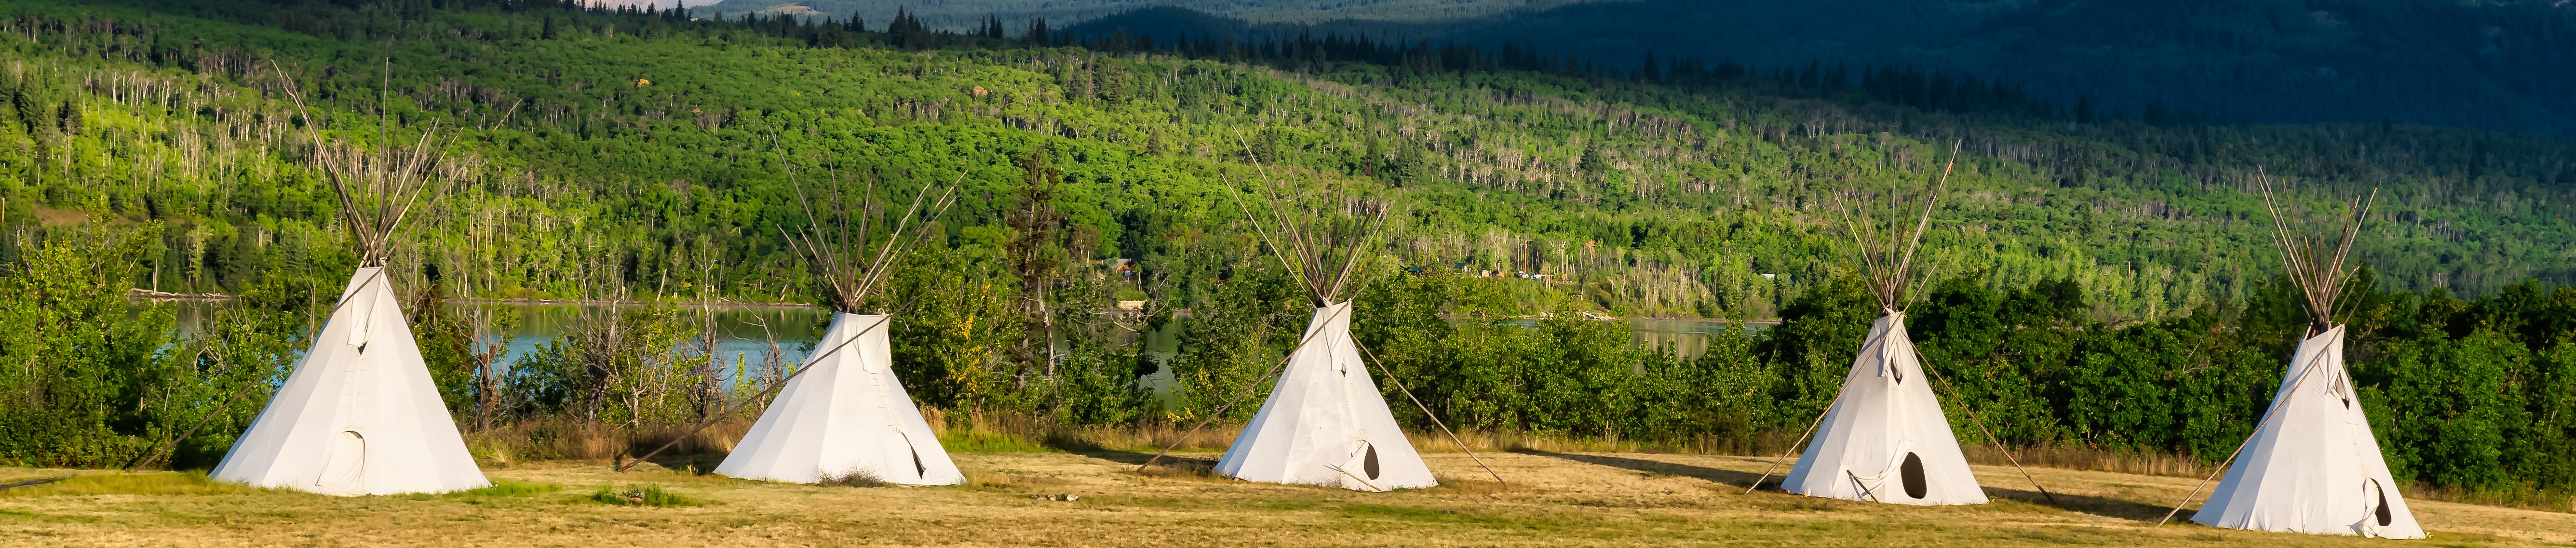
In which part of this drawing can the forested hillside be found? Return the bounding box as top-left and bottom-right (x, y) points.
(0, 0), (2567, 508)
(10, 0), (2576, 318)
(1058, 0), (2576, 135)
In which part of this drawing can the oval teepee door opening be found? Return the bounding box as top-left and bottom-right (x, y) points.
(1899, 453), (1928, 499)
(1362, 442), (1381, 480)
(2371, 480), (2393, 526)
(318, 430), (366, 495)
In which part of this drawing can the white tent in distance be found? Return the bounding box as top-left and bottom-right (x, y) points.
(1206, 175), (1434, 492)
(2183, 181), (2422, 538)
(1775, 145), (2008, 506)
(715, 153), (963, 486)
(211, 85), (488, 495)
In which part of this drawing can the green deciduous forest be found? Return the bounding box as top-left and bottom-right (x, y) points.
(0, 0), (2567, 509)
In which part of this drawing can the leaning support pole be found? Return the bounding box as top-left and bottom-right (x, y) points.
(2157, 346), (2332, 526)
(0, 476), (71, 493)
(1920, 363), (2060, 507)
(1351, 337), (1505, 485)
(124, 269), (389, 471)
(1137, 304), (1350, 473)
(1744, 406), (1830, 495)
(619, 316), (888, 472)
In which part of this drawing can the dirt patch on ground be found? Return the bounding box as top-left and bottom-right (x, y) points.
(31, 207), (86, 226)
(0, 453), (2567, 547)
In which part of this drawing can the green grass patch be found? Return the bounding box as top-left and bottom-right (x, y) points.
(589, 484), (698, 507)
(940, 429), (1055, 453)
(449, 480), (562, 498)
(0, 472), (257, 497)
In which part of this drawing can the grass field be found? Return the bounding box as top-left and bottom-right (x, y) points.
(2, 450), (2570, 547)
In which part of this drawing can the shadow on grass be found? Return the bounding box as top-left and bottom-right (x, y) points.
(1986, 486), (2182, 522)
(1082, 449), (1221, 477)
(633, 451), (729, 476)
(1515, 450), (1771, 489)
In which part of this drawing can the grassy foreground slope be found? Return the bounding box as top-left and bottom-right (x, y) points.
(2, 452), (2572, 547)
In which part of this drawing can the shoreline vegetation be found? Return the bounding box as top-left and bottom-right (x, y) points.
(0, 0), (2568, 526)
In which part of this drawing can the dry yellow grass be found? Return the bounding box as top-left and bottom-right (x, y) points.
(2, 451), (2569, 547)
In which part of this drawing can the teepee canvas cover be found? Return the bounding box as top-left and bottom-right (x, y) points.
(1771, 144), (2003, 505)
(1780, 312), (1985, 505)
(1214, 301), (1435, 491)
(2185, 182), (2420, 538)
(717, 313), (961, 485)
(213, 74), (484, 495)
(211, 268), (489, 495)
(705, 147), (960, 485)
(2191, 327), (2422, 538)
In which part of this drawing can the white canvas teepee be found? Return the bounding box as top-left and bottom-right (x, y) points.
(1771, 144), (2005, 506)
(704, 147), (961, 485)
(1780, 311), (1986, 505)
(1193, 167), (1450, 492)
(213, 74), (483, 495)
(1214, 301), (1436, 491)
(213, 267), (490, 495)
(2185, 182), (2420, 538)
(716, 313), (962, 485)
(2192, 327), (2422, 538)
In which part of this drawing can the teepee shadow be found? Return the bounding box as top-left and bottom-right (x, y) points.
(1084, 450), (1217, 474)
(1983, 487), (2175, 521)
(632, 451), (730, 476)
(1517, 451), (1768, 489)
